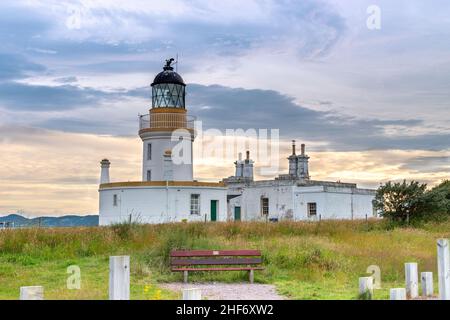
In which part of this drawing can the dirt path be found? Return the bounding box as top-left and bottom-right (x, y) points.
(161, 283), (285, 300)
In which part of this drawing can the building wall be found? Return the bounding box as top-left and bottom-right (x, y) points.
(293, 186), (375, 220)
(99, 186), (227, 225)
(227, 184), (375, 222)
(229, 185), (294, 221)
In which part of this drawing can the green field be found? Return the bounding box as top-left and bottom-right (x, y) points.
(1, 219), (449, 300)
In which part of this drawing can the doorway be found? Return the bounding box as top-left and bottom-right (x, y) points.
(234, 206), (241, 221)
(210, 200), (218, 221)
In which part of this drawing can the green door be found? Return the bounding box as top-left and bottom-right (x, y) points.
(210, 200), (218, 221)
(234, 206), (241, 221)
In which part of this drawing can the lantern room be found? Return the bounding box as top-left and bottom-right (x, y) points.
(151, 58), (186, 109)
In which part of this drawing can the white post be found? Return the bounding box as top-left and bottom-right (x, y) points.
(421, 272), (434, 298)
(109, 256), (130, 300)
(390, 288), (406, 300)
(358, 277), (374, 299)
(405, 262), (418, 299)
(437, 239), (450, 300)
(182, 288), (202, 300)
(20, 286), (44, 300)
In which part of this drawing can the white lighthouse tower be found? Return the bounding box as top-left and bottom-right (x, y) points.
(139, 58), (195, 181)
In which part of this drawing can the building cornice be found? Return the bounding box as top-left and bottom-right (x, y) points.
(99, 181), (226, 190)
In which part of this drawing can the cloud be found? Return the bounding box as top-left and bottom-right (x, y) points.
(0, 54), (45, 81)
(0, 0), (346, 73)
(401, 156), (450, 173)
(0, 82), (113, 111)
(54, 76), (78, 83)
(1, 79), (448, 151)
(187, 84), (450, 151)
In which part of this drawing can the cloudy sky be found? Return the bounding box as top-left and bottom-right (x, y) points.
(0, 0), (449, 216)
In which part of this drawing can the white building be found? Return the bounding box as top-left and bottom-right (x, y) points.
(98, 59), (376, 225)
(224, 142), (376, 222)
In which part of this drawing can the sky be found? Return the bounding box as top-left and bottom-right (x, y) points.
(0, 0), (449, 216)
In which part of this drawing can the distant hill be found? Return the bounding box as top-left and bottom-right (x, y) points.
(0, 214), (98, 227)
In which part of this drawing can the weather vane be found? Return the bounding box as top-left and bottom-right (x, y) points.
(165, 58), (175, 68)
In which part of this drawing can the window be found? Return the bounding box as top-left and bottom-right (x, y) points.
(190, 194), (200, 215)
(307, 203), (317, 216)
(261, 197), (269, 215)
(113, 194), (118, 207)
(152, 83), (185, 108)
(146, 170), (152, 181)
(147, 143), (152, 160)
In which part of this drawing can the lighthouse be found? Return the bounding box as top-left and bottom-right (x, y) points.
(98, 57), (375, 226)
(138, 58), (195, 182)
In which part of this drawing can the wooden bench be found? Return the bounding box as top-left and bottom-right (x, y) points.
(170, 249), (264, 283)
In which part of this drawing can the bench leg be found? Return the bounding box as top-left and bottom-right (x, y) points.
(249, 269), (254, 284)
(183, 271), (188, 284)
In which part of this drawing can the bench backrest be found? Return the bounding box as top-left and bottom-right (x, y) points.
(170, 250), (262, 267)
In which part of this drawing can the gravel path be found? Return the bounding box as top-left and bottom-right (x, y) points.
(161, 283), (285, 300)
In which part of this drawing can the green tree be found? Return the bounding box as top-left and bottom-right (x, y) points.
(424, 180), (450, 215)
(374, 180), (428, 223)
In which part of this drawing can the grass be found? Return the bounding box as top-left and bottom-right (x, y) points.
(1, 219), (449, 300)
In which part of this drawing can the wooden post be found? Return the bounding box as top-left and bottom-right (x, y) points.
(249, 269), (255, 284)
(390, 288), (406, 300)
(405, 263), (418, 299)
(182, 288), (201, 300)
(421, 272), (434, 298)
(109, 256), (130, 300)
(358, 277), (373, 300)
(183, 270), (189, 284)
(437, 239), (450, 300)
(20, 286), (44, 300)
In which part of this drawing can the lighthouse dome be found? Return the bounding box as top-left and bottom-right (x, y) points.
(152, 69), (185, 86)
(151, 58), (185, 86)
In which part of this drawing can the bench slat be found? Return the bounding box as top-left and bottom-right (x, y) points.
(171, 258), (262, 266)
(172, 267), (265, 272)
(170, 250), (261, 257)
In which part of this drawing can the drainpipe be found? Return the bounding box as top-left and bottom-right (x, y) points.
(166, 180), (169, 222)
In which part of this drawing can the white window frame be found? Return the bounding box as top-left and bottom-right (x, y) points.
(113, 194), (118, 207)
(307, 202), (317, 217)
(190, 194), (200, 215)
(261, 197), (269, 216)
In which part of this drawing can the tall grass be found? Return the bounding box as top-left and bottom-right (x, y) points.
(1, 219), (449, 299)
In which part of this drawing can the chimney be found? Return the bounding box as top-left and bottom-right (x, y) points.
(100, 159), (111, 184)
(235, 152), (244, 177)
(297, 144), (310, 180)
(288, 140), (298, 177)
(243, 150), (254, 180)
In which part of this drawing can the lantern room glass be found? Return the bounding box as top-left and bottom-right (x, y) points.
(152, 83), (185, 108)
